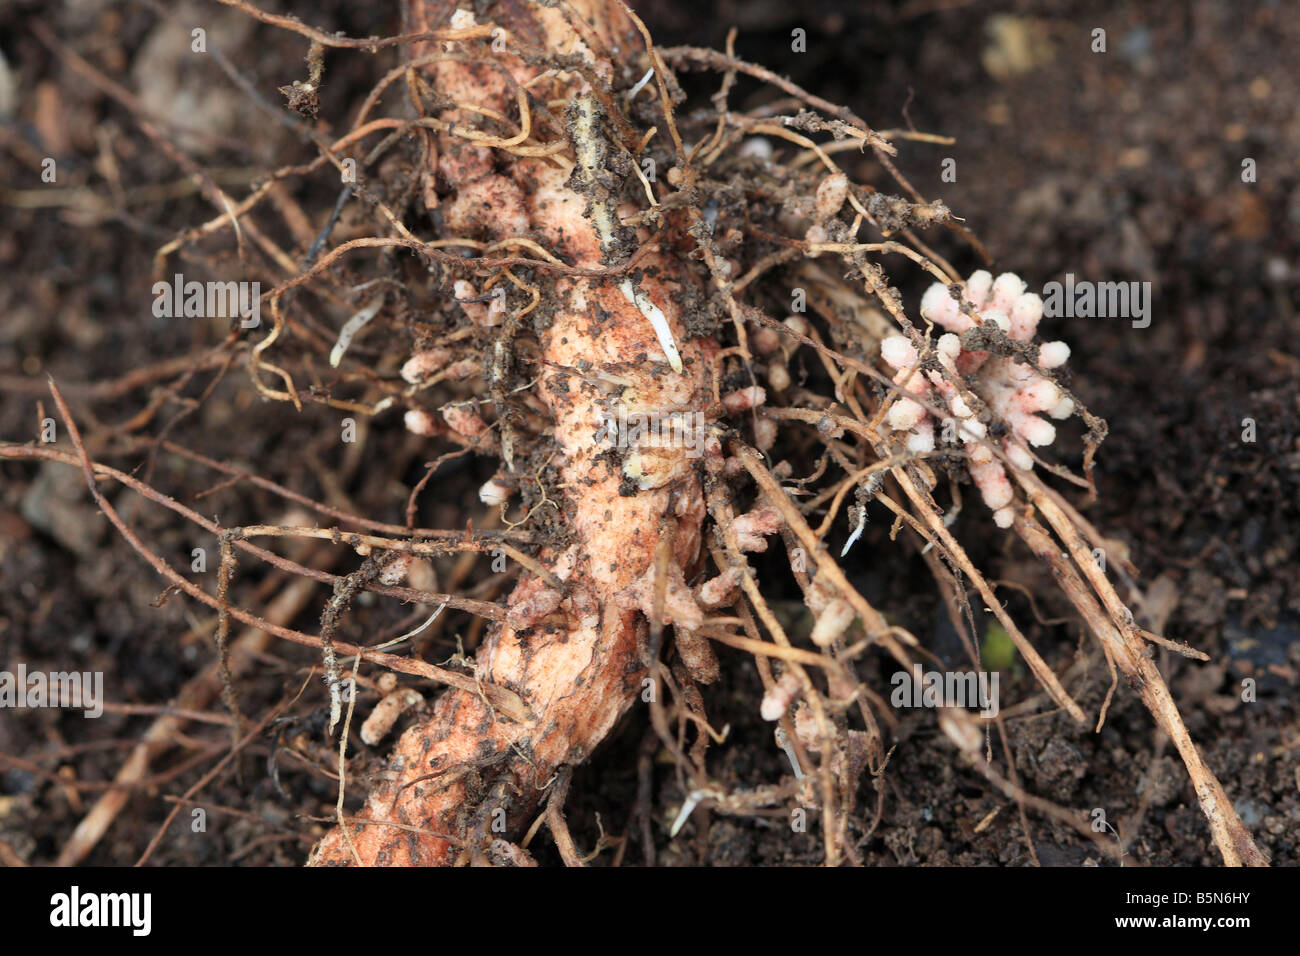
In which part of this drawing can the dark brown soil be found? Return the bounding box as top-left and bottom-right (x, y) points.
(1, 0), (1295, 866)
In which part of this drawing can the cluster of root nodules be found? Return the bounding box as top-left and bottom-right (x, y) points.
(881, 270), (1075, 528)
(54, 0), (1263, 869)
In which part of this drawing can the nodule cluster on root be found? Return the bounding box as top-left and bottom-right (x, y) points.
(881, 270), (1073, 528)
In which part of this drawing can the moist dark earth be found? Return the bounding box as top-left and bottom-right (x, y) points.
(0, 0), (1296, 866)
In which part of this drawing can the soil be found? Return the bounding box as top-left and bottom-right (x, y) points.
(0, 0), (1296, 866)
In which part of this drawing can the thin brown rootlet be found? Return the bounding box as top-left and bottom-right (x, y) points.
(3, 0), (1265, 866)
